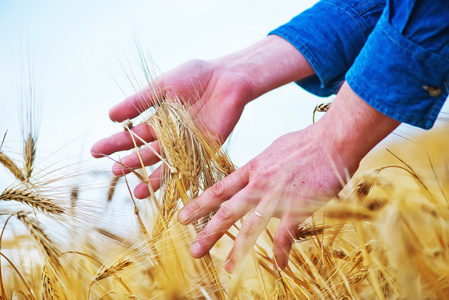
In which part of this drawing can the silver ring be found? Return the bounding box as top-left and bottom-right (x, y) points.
(253, 209), (268, 222)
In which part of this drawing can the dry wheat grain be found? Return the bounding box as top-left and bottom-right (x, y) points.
(0, 151), (25, 181)
(0, 187), (64, 215)
(14, 211), (60, 266)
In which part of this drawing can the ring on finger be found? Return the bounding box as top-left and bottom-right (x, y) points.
(253, 209), (269, 222)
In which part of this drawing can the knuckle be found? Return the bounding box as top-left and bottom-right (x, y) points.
(214, 204), (233, 222)
(184, 201), (201, 218)
(273, 228), (294, 250)
(245, 159), (258, 174)
(184, 59), (207, 72)
(240, 218), (256, 237)
(209, 181), (225, 198)
(273, 234), (290, 248)
(247, 178), (264, 190)
(198, 227), (214, 242)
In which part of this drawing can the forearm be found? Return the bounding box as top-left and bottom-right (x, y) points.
(216, 35), (315, 102)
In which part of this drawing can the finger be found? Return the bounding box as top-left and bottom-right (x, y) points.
(109, 83), (165, 122)
(273, 216), (302, 270)
(177, 167), (250, 225)
(112, 142), (161, 176)
(224, 206), (271, 274)
(91, 123), (156, 158)
(133, 166), (163, 198)
(189, 189), (257, 258)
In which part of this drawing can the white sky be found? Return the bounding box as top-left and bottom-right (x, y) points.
(0, 0), (447, 190)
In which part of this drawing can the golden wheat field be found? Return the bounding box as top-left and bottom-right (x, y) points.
(1, 71), (449, 300)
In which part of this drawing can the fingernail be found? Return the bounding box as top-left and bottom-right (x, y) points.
(224, 259), (234, 274)
(178, 210), (190, 224)
(190, 242), (201, 257)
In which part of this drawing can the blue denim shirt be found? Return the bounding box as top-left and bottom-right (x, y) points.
(270, 0), (449, 129)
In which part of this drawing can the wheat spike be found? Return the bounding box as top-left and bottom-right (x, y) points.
(107, 175), (120, 202)
(94, 260), (133, 282)
(152, 175), (180, 238)
(0, 187), (64, 215)
(294, 224), (325, 241)
(0, 151), (25, 181)
(347, 267), (369, 285)
(96, 228), (133, 248)
(14, 211), (60, 266)
(42, 265), (60, 300)
(313, 102), (332, 123)
(70, 185), (79, 209)
(23, 133), (36, 181)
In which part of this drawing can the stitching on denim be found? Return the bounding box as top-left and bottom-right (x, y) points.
(347, 73), (442, 129)
(355, 1), (377, 15)
(424, 93), (446, 127)
(379, 20), (449, 67)
(323, 0), (366, 34)
(357, 0), (385, 13)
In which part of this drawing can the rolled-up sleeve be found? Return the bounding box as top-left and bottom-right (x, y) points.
(269, 0), (386, 96)
(346, 0), (449, 129)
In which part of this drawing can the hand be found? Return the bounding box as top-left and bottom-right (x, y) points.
(177, 82), (400, 272)
(91, 35), (315, 198)
(91, 59), (254, 197)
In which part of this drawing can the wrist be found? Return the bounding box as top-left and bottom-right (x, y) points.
(215, 35), (315, 103)
(313, 82), (400, 173)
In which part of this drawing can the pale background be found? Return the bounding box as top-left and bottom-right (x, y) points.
(0, 0), (447, 191)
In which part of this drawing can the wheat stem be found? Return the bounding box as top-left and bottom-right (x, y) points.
(0, 252), (36, 300)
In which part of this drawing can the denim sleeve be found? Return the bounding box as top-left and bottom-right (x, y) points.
(269, 0), (386, 97)
(346, 0), (449, 129)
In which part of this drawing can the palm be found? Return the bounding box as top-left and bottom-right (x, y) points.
(91, 60), (252, 197)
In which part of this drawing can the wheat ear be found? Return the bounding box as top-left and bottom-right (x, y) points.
(94, 260), (133, 282)
(42, 265), (60, 300)
(23, 133), (36, 181)
(14, 211), (60, 266)
(0, 151), (25, 181)
(0, 187), (64, 215)
(107, 175), (120, 202)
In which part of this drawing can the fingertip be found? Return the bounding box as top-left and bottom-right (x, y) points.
(224, 259), (234, 274)
(177, 208), (190, 225)
(190, 242), (203, 258)
(273, 254), (288, 271)
(90, 142), (107, 158)
(108, 105), (121, 122)
(133, 183), (150, 199)
(133, 175), (161, 199)
(112, 163), (129, 176)
(90, 148), (102, 159)
(273, 227), (295, 270)
(109, 86), (162, 122)
(91, 138), (117, 158)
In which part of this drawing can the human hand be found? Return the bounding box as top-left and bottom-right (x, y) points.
(91, 35), (315, 198)
(177, 82), (401, 272)
(91, 59), (254, 197)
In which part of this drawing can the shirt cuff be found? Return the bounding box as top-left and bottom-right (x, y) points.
(269, 0), (385, 97)
(346, 12), (449, 129)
